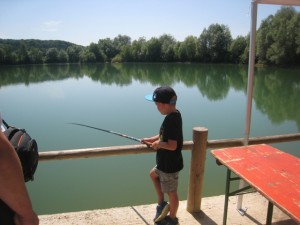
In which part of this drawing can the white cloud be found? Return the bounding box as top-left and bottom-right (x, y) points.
(42, 20), (62, 32)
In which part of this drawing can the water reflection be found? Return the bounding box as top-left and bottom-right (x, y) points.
(254, 67), (300, 129)
(0, 63), (299, 129)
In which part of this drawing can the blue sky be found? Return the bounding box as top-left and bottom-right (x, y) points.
(1, 0), (299, 46)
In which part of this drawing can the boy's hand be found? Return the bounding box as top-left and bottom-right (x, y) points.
(141, 135), (159, 149)
(141, 139), (152, 148)
(150, 140), (160, 150)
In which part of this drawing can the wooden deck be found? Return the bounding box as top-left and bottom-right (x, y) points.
(39, 193), (297, 225)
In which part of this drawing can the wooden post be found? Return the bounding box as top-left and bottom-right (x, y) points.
(187, 127), (208, 212)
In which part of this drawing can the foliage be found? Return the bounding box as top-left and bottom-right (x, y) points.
(198, 24), (232, 63)
(230, 36), (247, 63)
(256, 7), (300, 65)
(0, 7), (299, 65)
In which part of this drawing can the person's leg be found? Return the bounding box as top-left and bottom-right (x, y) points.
(163, 172), (179, 225)
(168, 191), (179, 219)
(150, 167), (164, 204)
(150, 168), (169, 222)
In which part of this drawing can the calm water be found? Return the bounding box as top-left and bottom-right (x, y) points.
(0, 63), (299, 215)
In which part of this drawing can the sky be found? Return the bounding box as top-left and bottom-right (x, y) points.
(1, 0), (299, 46)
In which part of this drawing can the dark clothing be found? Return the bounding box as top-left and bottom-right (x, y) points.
(156, 110), (183, 173)
(0, 199), (14, 225)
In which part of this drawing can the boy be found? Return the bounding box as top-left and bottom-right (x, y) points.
(142, 86), (183, 225)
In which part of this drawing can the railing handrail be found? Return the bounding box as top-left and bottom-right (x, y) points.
(39, 132), (300, 161)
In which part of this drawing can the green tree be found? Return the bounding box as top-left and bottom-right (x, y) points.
(98, 38), (116, 62)
(79, 49), (96, 63)
(67, 45), (82, 63)
(143, 37), (161, 62)
(296, 15), (300, 55)
(257, 7), (300, 65)
(18, 43), (30, 64)
(178, 35), (198, 62)
(159, 34), (176, 62)
(177, 42), (187, 62)
(173, 42), (181, 62)
(117, 45), (133, 62)
(58, 50), (69, 63)
(230, 36), (247, 63)
(269, 7), (300, 64)
(198, 24), (232, 63)
(89, 43), (106, 62)
(0, 46), (6, 64)
(45, 48), (59, 63)
(131, 37), (146, 62)
(28, 48), (43, 64)
(257, 16), (273, 64)
(198, 30), (210, 62)
(7, 52), (18, 64)
(113, 35), (131, 52)
(240, 34), (250, 64)
(110, 35), (131, 63)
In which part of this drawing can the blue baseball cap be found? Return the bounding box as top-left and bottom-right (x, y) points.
(145, 86), (177, 104)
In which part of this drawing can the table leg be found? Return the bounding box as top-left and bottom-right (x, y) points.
(223, 169), (231, 225)
(266, 201), (273, 225)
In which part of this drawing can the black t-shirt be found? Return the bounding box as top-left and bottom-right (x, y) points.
(156, 110), (183, 173)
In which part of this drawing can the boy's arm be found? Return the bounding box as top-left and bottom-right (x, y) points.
(141, 135), (159, 146)
(0, 132), (39, 225)
(141, 135), (177, 151)
(151, 139), (177, 151)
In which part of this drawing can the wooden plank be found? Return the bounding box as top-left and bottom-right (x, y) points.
(254, 0), (300, 6)
(211, 144), (300, 223)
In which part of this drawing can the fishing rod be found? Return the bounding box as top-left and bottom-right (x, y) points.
(68, 122), (145, 144)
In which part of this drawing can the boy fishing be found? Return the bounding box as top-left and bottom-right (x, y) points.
(142, 86), (183, 225)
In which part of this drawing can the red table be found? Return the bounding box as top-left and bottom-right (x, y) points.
(211, 144), (300, 225)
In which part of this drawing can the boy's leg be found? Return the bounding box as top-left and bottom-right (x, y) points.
(168, 191), (179, 219)
(150, 168), (170, 223)
(150, 168), (164, 204)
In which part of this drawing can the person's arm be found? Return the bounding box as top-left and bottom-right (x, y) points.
(142, 135), (177, 151)
(141, 135), (159, 146)
(0, 132), (39, 225)
(151, 139), (177, 151)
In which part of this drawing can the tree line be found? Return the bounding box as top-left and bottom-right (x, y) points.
(0, 6), (299, 66)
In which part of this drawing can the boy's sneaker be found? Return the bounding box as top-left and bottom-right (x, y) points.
(153, 201), (170, 222)
(163, 216), (179, 225)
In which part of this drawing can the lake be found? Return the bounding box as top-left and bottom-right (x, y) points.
(0, 63), (299, 215)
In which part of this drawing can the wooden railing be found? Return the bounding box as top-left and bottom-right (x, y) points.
(38, 127), (300, 213)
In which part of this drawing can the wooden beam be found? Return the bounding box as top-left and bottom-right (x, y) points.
(254, 0), (300, 6)
(187, 127), (208, 212)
